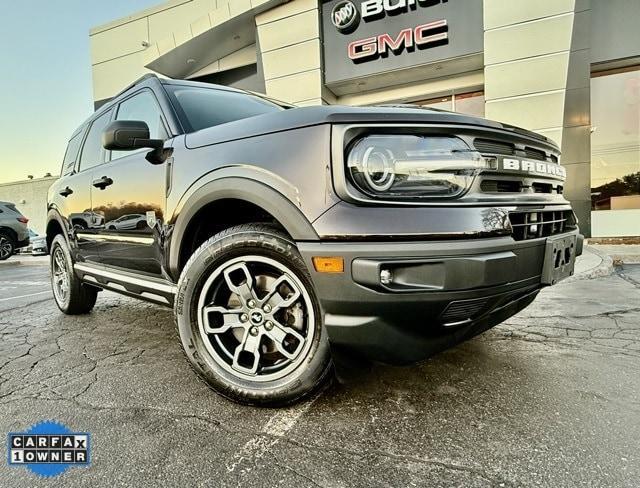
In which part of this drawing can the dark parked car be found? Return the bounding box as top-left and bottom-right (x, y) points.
(46, 75), (582, 406)
(0, 201), (30, 260)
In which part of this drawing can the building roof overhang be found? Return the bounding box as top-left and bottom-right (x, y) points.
(144, 0), (286, 79)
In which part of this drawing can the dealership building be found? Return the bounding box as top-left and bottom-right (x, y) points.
(84, 0), (640, 237)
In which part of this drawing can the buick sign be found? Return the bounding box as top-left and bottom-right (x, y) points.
(332, 1), (359, 31)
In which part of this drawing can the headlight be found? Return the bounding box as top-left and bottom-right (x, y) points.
(347, 135), (491, 199)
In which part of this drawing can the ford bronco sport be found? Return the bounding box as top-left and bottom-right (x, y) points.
(47, 74), (583, 406)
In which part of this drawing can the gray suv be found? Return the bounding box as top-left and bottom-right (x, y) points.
(0, 201), (30, 260)
(46, 75), (582, 406)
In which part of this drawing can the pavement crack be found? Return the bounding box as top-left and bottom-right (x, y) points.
(266, 446), (327, 488)
(277, 437), (500, 484)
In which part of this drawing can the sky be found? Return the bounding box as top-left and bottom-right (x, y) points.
(0, 0), (161, 184)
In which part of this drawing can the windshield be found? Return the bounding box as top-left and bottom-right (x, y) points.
(165, 85), (285, 133)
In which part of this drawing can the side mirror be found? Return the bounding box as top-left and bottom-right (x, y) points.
(102, 120), (163, 151)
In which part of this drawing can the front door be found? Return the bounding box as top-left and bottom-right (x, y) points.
(90, 89), (170, 277)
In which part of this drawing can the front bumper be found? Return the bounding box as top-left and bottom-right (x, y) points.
(298, 230), (583, 363)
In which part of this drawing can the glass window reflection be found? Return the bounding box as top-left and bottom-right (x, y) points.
(591, 67), (640, 210)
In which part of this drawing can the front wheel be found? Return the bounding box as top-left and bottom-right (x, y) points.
(174, 224), (332, 406)
(50, 234), (98, 314)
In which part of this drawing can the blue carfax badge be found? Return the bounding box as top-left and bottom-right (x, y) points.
(7, 420), (91, 478)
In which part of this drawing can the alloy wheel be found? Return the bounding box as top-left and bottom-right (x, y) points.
(197, 255), (316, 382)
(52, 247), (70, 304)
(0, 237), (12, 260)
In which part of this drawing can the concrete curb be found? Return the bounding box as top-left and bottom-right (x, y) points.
(0, 257), (49, 267)
(563, 245), (614, 284)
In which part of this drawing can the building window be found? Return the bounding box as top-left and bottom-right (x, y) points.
(414, 91), (485, 117)
(591, 66), (640, 211)
(453, 91), (485, 118)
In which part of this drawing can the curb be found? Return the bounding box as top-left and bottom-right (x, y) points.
(563, 245), (614, 284)
(0, 258), (49, 267)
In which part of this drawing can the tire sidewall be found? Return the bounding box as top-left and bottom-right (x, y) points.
(175, 229), (330, 405)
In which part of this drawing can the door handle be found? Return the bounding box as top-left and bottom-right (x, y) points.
(59, 186), (73, 197)
(92, 176), (113, 190)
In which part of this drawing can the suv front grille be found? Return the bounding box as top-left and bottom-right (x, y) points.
(524, 146), (547, 161)
(480, 179), (563, 194)
(473, 139), (515, 155)
(509, 209), (576, 241)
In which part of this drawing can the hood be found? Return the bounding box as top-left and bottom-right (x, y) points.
(183, 105), (557, 151)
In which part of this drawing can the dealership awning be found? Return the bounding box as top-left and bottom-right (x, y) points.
(144, 0), (286, 79)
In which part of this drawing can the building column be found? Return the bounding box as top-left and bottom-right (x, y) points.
(483, 0), (592, 235)
(255, 0), (326, 106)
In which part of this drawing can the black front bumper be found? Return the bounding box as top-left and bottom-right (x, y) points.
(298, 230), (583, 363)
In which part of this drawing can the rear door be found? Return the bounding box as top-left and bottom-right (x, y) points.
(90, 89), (170, 277)
(58, 110), (113, 264)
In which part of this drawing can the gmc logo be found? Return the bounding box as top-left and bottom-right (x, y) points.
(348, 20), (448, 61)
(501, 158), (567, 179)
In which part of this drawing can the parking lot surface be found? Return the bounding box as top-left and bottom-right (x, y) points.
(0, 261), (638, 487)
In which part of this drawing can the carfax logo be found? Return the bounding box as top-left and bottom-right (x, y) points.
(7, 421), (90, 478)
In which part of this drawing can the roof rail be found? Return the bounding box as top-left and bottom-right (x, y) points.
(112, 73), (159, 99)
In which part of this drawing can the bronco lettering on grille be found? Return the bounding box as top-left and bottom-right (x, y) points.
(501, 158), (566, 179)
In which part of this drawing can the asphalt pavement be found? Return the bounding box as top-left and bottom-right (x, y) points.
(0, 256), (638, 487)
(0, 262), (51, 312)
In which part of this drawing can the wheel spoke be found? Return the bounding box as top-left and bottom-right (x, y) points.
(223, 263), (256, 304)
(232, 329), (261, 375)
(56, 254), (66, 271)
(262, 274), (301, 312)
(265, 320), (305, 360)
(202, 305), (244, 334)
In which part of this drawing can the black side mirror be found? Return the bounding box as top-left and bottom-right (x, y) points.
(102, 120), (163, 151)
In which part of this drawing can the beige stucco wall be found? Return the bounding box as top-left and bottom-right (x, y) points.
(90, 0), (233, 103)
(0, 177), (57, 234)
(256, 0), (324, 105)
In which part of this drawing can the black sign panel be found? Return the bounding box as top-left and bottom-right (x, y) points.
(322, 0), (483, 85)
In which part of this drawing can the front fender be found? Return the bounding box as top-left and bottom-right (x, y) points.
(167, 173), (320, 278)
(46, 208), (71, 248)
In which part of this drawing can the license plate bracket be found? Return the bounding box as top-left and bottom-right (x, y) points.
(541, 234), (577, 285)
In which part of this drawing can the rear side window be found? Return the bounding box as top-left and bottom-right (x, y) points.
(61, 131), (83, 176)
(79, 109), (113, 171)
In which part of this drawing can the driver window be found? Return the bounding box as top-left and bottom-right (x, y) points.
(111, 91), (168, 161)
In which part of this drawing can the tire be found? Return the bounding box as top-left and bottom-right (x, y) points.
(0, 230), (15, 261)
(72, 220), (87, 230)
(50, 234), (98, 315)
(174, 224), (333, 407)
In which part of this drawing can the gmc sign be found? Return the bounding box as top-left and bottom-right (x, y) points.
(349, 20), (448, 61)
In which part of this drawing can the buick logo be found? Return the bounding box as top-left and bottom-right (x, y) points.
(332, 1), (359, 32)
